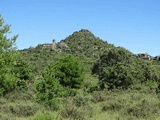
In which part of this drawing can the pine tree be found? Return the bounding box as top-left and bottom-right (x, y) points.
(0, 14), (19, 95)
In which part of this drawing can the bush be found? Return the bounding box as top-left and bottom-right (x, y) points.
(127, 99), (159, 118)
(102, 102), (123, 112)
(73, 95), (90, 107)
(9, 105), (37, 117)
(0, 73), (18, 95)
(91, 91), (106, 103)
(61, 106), (85, 120)
(33, 111), (59, 120)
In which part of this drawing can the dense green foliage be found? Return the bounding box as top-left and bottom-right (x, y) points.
(34, 65), (64, 107)
(54, 54), (84, 88)
(92, 47), (160, 90)
(20, 47), (64, 75)
(0, 15), (33, 96)
(58, 29), (113, 58)
(34, 54), (84, 107)
(0, 15), (19, 95)
(14, 58), (32, 81)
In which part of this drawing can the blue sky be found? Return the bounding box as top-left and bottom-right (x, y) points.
(1, 0), (160, 56)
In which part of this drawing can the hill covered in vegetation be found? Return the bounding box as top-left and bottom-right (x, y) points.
(57, 29), (113, 57)
(20, 29), (114, 74)
(2, 16), (160, 120)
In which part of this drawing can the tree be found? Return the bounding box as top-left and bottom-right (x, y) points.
(92, 47), (137, 90)
(34, 54), (84, 106)
(92, 47), (160, 90)
(140, 62), (160, 83)
(54, 54), (84, 88)
(34, 65), (65, 107)
(0, 15), (19, 95)
(14, 57), (32, 81)
(99, 63), (135, 89)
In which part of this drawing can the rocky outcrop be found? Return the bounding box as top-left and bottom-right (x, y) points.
(137, 52), (151, 60)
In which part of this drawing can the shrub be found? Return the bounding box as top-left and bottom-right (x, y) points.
(61, 106), (85, 120)
(0, 73), (18, 96)
(102, 102), (123, 112)
(9, 105), (37, 117)
(91, 91), (106, 103)
(73, 95), (90, 107)
(127, 100), (159, 118)
(33, 111), (59, 120)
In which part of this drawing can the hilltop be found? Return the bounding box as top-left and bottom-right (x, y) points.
(57, 29), (114, 57)
(36, 29), (114, 58)
(20, 29), (160, 74)
(20, 29), (117, 74)
(34, 29), (160, 60)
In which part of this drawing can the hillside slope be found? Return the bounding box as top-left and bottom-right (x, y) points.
(58, 29), (114, 58)
(20, 29), (117, 74)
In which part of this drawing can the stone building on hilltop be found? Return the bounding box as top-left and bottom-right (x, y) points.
(137, 52), (151, 60)
(42, 39), (56, 50)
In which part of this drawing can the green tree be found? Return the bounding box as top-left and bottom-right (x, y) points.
(54, 54), (84, 88)
(92, 47), (160, 90)
(140, 62), (160, 83)
(34, 54), (84, 106)
(99, 63), (135, 89)
(92, 47), (137, 90)
(13, 57), (33, 89)
(34, 65), (64, 107)
(14, 57), (32, 81)
(0, 15), (19, 95)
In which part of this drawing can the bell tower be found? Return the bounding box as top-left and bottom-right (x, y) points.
(52, 39), (56, 50)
